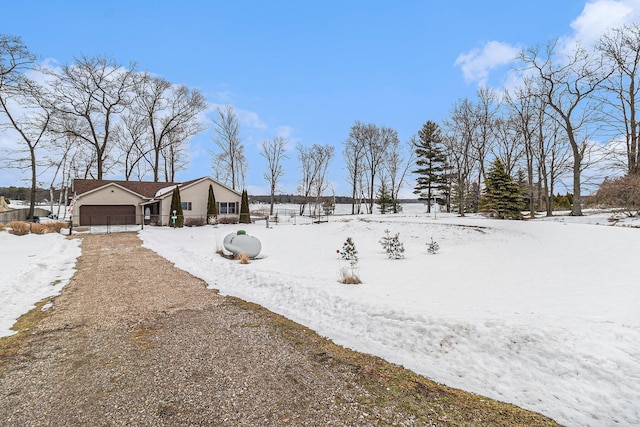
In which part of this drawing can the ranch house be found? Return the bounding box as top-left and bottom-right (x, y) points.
(71, 177), (242, 227)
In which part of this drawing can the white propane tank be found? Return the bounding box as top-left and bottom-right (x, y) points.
(223, 230), (261, 258)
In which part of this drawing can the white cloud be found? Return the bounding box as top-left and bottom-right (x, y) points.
(454, 41), (521, 85)
(565, 0), (640, 49)
(455, 1), (640, 88)
(274, 125), (293, 139)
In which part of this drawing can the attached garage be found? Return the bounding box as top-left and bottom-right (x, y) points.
(79, 205), (136, 226)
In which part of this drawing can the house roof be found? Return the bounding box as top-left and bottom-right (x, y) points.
(73, 177), (241, 200)
(73, 179), (180, 199)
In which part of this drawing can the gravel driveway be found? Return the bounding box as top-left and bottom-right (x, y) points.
(0, 232), (558, 426)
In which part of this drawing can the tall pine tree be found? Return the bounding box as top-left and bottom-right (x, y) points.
(482, 158), (523, 219)
(413, 121), (447, 213)
(169, 186), (184, 227)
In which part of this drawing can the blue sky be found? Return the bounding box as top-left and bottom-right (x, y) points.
(1, 1), (638, 196)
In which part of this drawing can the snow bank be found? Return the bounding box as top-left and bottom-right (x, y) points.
(0, 232), (81, 337)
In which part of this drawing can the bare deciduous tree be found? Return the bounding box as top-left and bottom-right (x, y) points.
(297, 144), (334, 216)
(520, 40), (612, 215)
(260, 136), (288, 215)
(48, 55), (136, 179)
(597, 23), (640, 175)
(0, 35), (51, 218)
(474, 86), (499, 188)
(132, 73), (206, 182)
(343, 122), (368, 214)
(505, 79), (539, 217)
(443, 98), (479, 216)
(210, 105), (245, 190)
(384, 133), (414, 213)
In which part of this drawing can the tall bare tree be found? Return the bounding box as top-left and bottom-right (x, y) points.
(520, 40), (612, 215)
(597, 23), (640, 175)
(356, 123), (391, 214)
(505, 79), (539, 217)
(48, 55), (136, 179)
(385, 133), (414, 213)
(260, 136), (288, 215)
(443, 98), (479, 216)
(0, 35), (51, 219)
(343, 121), (368, 214)
(297, 143), (334, 216)
(474, 86), (499, 188)
(210, 105), (245, 190)
(132, 73), (206, 182)
(113, 111), (148, 180)
(491, 115), (523, 176)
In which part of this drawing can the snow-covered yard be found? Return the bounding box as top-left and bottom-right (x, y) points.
(2, 205), (638, 426)
(0, 232), (81, 337)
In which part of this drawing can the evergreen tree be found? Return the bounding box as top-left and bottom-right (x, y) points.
(482, 159), (523, 219)
(207, 184), (218, 224)
(413, 121), (448, 213)
(379, 229), (405, 259)
(340, 237), (358, 268)
(239, 189), (251, 224)
(376, 181), (393, 214)
(169, 186), (184, 227)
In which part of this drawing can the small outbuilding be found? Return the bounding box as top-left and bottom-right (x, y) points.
(71, 177), (242, 226)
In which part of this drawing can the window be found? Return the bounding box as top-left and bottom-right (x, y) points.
(181, 201), (192, 211)
(219, 202), (237, 214)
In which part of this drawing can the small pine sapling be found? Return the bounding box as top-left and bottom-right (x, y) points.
(340, 237), (358, 267)
(379, 229), (405, 259)
(427, 237), (440, 254)
(337, 237), (361, 284)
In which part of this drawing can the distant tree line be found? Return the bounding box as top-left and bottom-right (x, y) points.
(0, 186), (60, 203)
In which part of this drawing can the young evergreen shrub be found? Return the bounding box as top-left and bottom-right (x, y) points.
(379, 229), (405, 259)
(239, 189), (251, 224)
(207, 184), (218, 224)
(376, 182), (394, 214)
(340, 237), (358, 267)
(338, 237), (361, 284)
(169, 186), (184, 227)
(427, 237), (440, 254)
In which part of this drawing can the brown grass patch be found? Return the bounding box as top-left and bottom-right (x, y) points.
(44, 221), (68, 233)
(7, 221), (30, 235)
(238, 253), (250, 264)
(29, 223), (48, 234)
(228, 297), (560, 426)
(5, 220), (69, 235)
(340, 268), (362, 284)
(0, 297), (55, 366)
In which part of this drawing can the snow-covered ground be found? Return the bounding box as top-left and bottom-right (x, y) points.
(2, 204), (639, 426)
(0, 231), (81, 336)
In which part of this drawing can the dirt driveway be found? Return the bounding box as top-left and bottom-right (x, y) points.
(0, 233), (558, 426)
